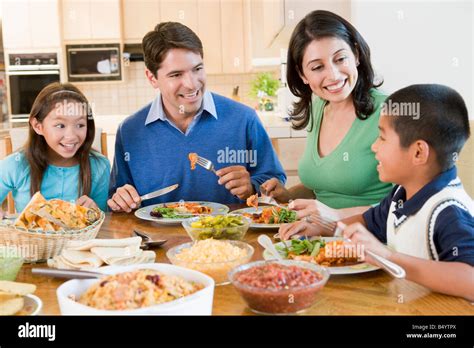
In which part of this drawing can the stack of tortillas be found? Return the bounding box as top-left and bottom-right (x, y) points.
(47, 237), (156, 270)
(0, 281), (36, 315)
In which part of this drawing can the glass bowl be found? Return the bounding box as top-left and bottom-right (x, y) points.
(228, 260), (330, 315)
(167, 240), (254, 286)
(182, 214), (250, 241)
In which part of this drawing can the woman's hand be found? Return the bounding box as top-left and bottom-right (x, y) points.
(339, 222), (392, 263)
(278, 220), (326, 241)
(76, 195), (98, 210)
(260, 178), (291, 203)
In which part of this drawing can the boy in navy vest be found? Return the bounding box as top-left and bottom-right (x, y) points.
(280, 84), (473, 300)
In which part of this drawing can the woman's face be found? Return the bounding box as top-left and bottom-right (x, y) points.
(300, 37), (359, 103)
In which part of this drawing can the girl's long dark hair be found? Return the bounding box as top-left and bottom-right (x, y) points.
(25, 82), (96, 196)
(287, 10), (383, 130)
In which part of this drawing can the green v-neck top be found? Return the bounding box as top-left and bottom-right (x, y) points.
(298, 89), (392, 209)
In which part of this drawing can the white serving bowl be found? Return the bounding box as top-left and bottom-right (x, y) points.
(56, 263), (215, 315)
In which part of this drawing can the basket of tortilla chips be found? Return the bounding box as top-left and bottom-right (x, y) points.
(0, 193), (104, 263)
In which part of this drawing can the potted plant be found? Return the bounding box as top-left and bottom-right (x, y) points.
(250, 72), (280, 111)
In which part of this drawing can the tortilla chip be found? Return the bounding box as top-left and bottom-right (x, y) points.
(14, 192), (47, 229)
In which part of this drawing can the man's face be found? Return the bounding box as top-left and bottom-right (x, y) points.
(147, 48), (206, 119)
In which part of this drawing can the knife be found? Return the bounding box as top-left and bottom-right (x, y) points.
(139, 184), (179, 201)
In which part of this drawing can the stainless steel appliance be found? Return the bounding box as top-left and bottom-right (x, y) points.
(66, 44), (121, 82)
(7, 52), (60, 123)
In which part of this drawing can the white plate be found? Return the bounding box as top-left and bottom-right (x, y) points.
(263, 237), (380, 275)
(231, 206), (295, 229)
(135, 201), (230, 225)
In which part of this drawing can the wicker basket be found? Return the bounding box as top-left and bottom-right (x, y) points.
(0, 211), (105, 263)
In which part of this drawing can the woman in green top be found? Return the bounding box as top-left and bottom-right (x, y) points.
(261, 10), (392, 237)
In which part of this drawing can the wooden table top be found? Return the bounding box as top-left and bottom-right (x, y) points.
(17, 209), (474, 315)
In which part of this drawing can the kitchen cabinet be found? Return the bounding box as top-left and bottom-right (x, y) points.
(62, 0), (121, 41)
(2, 0), (60, 49)
(220, 0), (247, 74)
(160, 0), (198, 33)
(197, 0), (222, 74)
(122, 0), (160, 43)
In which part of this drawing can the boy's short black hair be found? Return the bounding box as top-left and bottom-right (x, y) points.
(384, 84), (470, 171)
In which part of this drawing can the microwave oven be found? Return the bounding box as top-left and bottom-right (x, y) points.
(66, 44), (122, 82)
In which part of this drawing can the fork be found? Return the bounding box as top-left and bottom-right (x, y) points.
(196, 155), (217, 175)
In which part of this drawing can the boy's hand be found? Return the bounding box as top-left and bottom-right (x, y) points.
(340, 222), (392, 262)
(260, 178), (291, 203)
(76, 195), (98, 210)
(108, 184), (141, 213)
(278, 220), (325, 241)
(216, 166), (254, 200)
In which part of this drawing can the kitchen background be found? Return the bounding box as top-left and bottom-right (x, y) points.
(0, 0), (472, 195)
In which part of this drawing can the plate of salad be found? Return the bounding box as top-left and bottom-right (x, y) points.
(231, 206), (297, 229)
(135, 201), (229, 225)
(263, 236), (380, 275)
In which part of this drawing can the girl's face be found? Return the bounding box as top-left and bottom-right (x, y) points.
(300, 37), (359, 103)
(31, 101), (88, 166)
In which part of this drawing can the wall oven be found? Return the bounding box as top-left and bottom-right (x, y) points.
(7, 53), (60, 123)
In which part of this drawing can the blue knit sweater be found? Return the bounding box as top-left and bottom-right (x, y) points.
(109, 93), (286, 205)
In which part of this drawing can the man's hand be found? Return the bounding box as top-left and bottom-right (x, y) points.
(76, 195), (98, 209)
(107, 184), (141, 213)
(216, 165), (254, 200)
(260, 178), (291, 203)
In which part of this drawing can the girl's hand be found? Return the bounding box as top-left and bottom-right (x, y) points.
(260, 178), (291, 203)
(278, 220), (326, 241)
(76, 195), (98, 209)
(340, 222), (392, 263)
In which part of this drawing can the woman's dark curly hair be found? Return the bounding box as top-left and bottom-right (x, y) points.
(287, 10), (382, 130)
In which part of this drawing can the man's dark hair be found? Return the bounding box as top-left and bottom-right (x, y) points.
(142, 22), (203, 77)
(385, 84), (470, 171)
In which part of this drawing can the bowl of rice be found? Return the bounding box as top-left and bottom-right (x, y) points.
(166, 239), (254, 286)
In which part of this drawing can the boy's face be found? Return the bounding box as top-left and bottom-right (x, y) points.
(371, 115), (412, 184)
(146, 48), (206, 120)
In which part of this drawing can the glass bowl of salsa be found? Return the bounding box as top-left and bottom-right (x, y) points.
(229, 260), (330, 315)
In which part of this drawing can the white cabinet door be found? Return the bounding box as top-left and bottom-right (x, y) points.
(62, 0), (92, 40)
(30, 0), (60, 48)
(123, 0), (160, 43)
(90, 0), (121, 40)
(2, 0), (31, 49)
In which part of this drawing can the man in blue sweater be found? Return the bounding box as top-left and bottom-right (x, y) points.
(108, 22), (286, 212)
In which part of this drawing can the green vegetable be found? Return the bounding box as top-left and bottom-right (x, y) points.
(190, 215), (246, 240)
(150, 207), (192, 219)
(280, 237), (326, 256)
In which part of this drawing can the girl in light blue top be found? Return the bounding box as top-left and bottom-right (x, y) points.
(0, 82), (110, 213)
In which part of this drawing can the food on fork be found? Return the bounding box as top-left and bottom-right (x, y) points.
(188, 152), (198, 170)
(246, 194), (258, 209)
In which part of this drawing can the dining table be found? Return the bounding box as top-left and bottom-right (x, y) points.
(16, 206), (474, 315)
